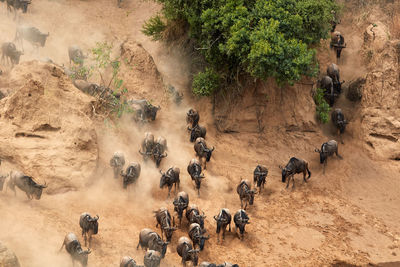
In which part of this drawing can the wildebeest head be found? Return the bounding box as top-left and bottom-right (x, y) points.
(315, 144), (328, 164)
(279, 166), (289, 183)
(196, 230), (210, 251)
(88, 215), (99, 234)
(235, 210), (250, 235)
(77, 249), (91, 267)
(214, 213), (228, 234)
(146, 104), (160, 121)
(19, 0), (31, 13)
(248, 189), (256, 205)
(38, 32), (50, 47)
(28, 177), (47, 199)
(337, 120), (348, 133)
(187, 249), (200, 267)
(163, 225), (177, 242)
(159, 171), (169, 189)
(194, 212), (206, 229)
(205, 147), (214, 162)
(155, 239), (168, 258)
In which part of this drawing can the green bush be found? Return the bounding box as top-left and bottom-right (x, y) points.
(144, 0), (340, 94)
(142, 15), (167, 41)
(192, 68), (220, 96)
(314, 87), (330, 123)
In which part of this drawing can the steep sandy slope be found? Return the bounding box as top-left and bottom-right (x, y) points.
(0, 0), (399, 267)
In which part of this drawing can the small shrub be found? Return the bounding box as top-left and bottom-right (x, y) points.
(192, 68), (220, 96)
(314, 88), (330, 123)
(142, 15), (167, 41)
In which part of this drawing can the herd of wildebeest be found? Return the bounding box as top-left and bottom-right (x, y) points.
(0, 2), (353, 266)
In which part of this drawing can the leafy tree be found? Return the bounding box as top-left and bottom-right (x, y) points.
(314, 88), (330, 123)
(144, 0), (340, 95)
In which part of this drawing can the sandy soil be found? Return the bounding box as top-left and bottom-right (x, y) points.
(0, 0), (399, 266)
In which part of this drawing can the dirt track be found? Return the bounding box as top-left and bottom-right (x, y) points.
(0, 0), (399, 266)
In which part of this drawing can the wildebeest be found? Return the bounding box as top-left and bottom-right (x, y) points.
(7, 171), (47, 199)
(69, 45), (86, 66)
(187, 159), (205, 196)
(315, 140), (342, 174)
(152, 137), (167, 167)
(236, 180), (256, 210)
(320, 75), (335, 106)
(79, 213), (99, 248)
(186, 109), (199, 128)
(214, 208), (231, 241)
(330, 31), (346, 62)
(331, 108), (348, 144)
(327, 63), (344, 96)
(173, 191), (189, 226)
(186, 204), (206, 230)
(279, 157), (311, 189)
(110, 151), (125, 179)
(188, 223), (209, 251)
(139, 132), (155, 161)
(144, 250), (161, 267)
(1, 42), (23, 67)
(177, 236), (200, 267)
(188, 124), (206, 142)
(154, 207), (177, 242)
(137, 228), (168, 258)
(128, 99), (160, 122)
(253, 165), (268, 192)
(120, 162), (141, 189)
(233, 209), (249, 240)
(159, 167), (180, 197)
(194, 137), (214, 170)
(15, 26), (49, 51)
(120, 256), (144, 267)
(59, 233), (91, 267)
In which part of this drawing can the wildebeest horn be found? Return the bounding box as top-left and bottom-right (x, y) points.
(162, 152), (167, 158)
(159, 170), (163, 174)
(86, 248), (91, 254)
(278, 165), (283, 170)
(95, 215), (99, 220)
(314, 148), (321, 153)
(138, 149), (145, 155)
(211, 146), (215, 151)
(187, 127), (192, 131)
(213, 215), (218, 221)
(41, 181), (48, 188)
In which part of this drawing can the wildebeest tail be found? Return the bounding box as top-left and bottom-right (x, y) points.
(306, 163), (311, 179)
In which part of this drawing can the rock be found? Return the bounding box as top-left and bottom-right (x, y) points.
(346, 77), (366, 102)
(0, 241), (20, 267)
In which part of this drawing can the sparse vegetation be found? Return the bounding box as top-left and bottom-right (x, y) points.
(314, 88), (331, 123)
(143, 0), (340, 95)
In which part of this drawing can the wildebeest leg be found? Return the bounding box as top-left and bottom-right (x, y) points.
(303, 170), (308, 182)
(286, 177), (290, 189)
(336, 149), (343, 159)
(168, 185), (172, 198)
(222, 227), (226, 240)
(59, 241), (65, 252)
(136, 241), (141, 250)
(292, 177), (295, 189)
(197, 188), (200, 197)
(228, 223), (231, 232)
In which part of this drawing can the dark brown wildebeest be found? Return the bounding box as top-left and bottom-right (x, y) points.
(188, 223), (209, 251)
(68, 45), (86, 66)
(152, 136), (167, 167)
(315, 140), (342, 174)
(128, 99), (160, 123)
(110, 151), (125, 179)
(137, 228), (168, 259)
(6, 0), (30, 19)
(253, 165), (268, 192)
(159, 167), (180, 197)
(59, 233), (91, 267)
(7, 171), (47, 199)
(79, 213), (99, 248)
(194, 137), (214, 170)
(279, 157), (311, 189)
(327, 63), (344, 96)
(233, 209), (250, 240)
(144, 250), (161, 267)
(120, 162), (141, 189)
(187, 159), (205, 196)
(214, 208), (231, 242)
(186, 204), (206, 230)
(236, 180), (256, 210)
(319, 75), (335, 106)
(154, 207), (177, 242)
(173, 191), (189, 227)
(186, 109), (199, 128)
(188, 124), (206, 143)
(331, 108), (348, 144)
(1, 42), (23, 67)
(120, 256), (144, 267)
(177, 236), (200, 267)
(14, 25), (49, 51)
(330, 31), (346, 63)
(139, 132), (155, 161)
